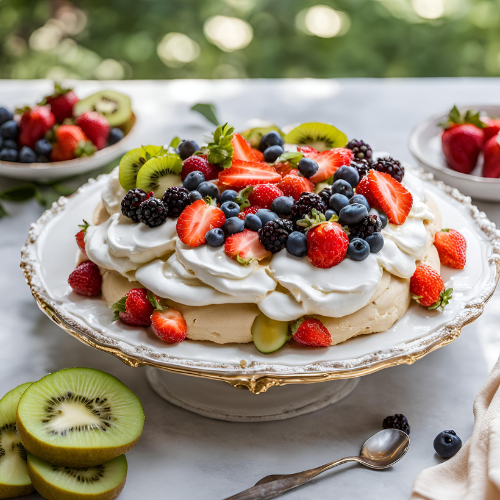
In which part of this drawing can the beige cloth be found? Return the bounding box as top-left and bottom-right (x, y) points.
(412, 355), (500, 500)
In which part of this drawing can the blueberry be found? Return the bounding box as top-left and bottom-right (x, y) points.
(297, 157), (318, 178)
(379, 213), (388, 229)
(259, 131), (284, 152)
(220, 189), (238, 203)
(256, 209), (279, 225)
(0, 120), (18, 140)
(19, 146), (37, 163)
(365, 232), (384, 253)
(325, 209), (337, 220)
(332, 179), (353, 198)
(272, 196), (294, 216)
(183, 171), (205, 191)
(178, 139), (199, 160)
(334, 165), (359, 188)
(221, 201), (240, 219)
(286, 231), (308, 257)
(3, 139), (17, 150)
(245, 213), (262, 231)
(197, 181), (219, 200)
(0, 148), (18, 162)
(263, 145), (284, 163)
(433, 430), (462, 459)
(206, 228), (225, 247)
(350, 194), (370, 212)
(108, 128), (124, 145)
(224, 216), (245, 235)
(37, 155), (49, 163)
(339, 203), (368, 225)
(188, 190), (202, 203)
(347, 238), (370, 261)
(34, 139), (52, 157)
(329, 193), (350, 213)
(0, 107), (13, 126)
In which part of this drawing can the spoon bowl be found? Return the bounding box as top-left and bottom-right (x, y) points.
(359, 428), (410, 468)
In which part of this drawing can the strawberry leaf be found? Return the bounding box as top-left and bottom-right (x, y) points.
(236, 253), (252, 266)
(441, 105), (487, 129)
(79, 219), (90, 232)
(291, 317), (306, 336)
(110, 296), (127, 321)
(235, 185), (253, 208)
(207, 123), (234, 169)
(147, 290), (164, 311)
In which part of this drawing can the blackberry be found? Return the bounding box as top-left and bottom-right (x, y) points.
(348, 215), (382, 240)
(258, 219), (293, 253)
(347, 139), (373, 161)
(318, 186), (333, 206)
(373, 157), (405, 182)
(162, 186), (190, 218)
(383, 414), (410, 436)
(290, 192), (327, 229)
(121, 189), (149, 222)
(136, 197), (167, 228)
(351, 159), (371, 179)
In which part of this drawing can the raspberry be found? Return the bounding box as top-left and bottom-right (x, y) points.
(383, 414), (410, 435)
(136, 197), (168, 228)
(162, 186), (190, 218)
(258, 219), (293, 253)
(348, 215), (382, 240)
(347, 139), (373, 161)
(121, 188), (150, 222)
(181, 156), (220, 181)
(68, 261), (101, 296)
(373, 157), (405, 182)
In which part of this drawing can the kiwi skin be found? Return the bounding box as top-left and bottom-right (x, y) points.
(27, 453), (127, 500)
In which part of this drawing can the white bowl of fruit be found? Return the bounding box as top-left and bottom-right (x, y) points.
(0, 84), (136, 182)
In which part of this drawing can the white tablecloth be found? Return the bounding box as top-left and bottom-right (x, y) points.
(1, 78), (499, 499)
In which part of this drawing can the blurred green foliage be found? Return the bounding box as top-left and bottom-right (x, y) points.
(0, 0), (499, 80)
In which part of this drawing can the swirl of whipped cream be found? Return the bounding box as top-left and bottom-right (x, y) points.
(101, 167), (126, 216)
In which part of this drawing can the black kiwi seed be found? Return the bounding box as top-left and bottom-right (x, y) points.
(52, 464), (107, 484)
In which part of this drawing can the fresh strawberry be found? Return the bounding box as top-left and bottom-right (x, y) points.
(247, 184), (284, 209)
(151, 308), (187, 343)
(75, 111), (109, 150)
(483, 118), (500, 142)
(232, 133), (258, 162)
(68, 261), (101, 296)
(43, 84), (79, 123)
(75, 220), (89, 255)
(483, 134), (500, 178)
(434, 229), (467, 269)
(274, 161), (295, 178)
(50, 125), (96, 162)
(252, 148), (265, 162)
(277, 170), (314, 201)
(364, 170), (413, 225)
(111, 288), (159, 326)
(181, 155), (220, 181)
(292, 318), (331, 347)
(307, 221), (349, 268)
(176, 199), (226, 247)
(237, 205), (260, 220)
(355, 175), (377, 207)
(410, 265), (452, 309)
(224, 229), (271, 263)
(299, 147), (353, 183)
(18, 105), (56, 149)
(218, 159), (281, 189)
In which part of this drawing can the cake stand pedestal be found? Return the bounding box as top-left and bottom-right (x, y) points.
(146, 367), (359, 422)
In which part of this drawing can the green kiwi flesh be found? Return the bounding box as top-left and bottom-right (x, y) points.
(252, 313), (290, 354)
(118, 145), (165, 191)
(285, 122), (348, 152)
(73, 90), (132, 127)
(0, 382), (34, 499)
(16, 368), (144, 468)
(136, 154), (183, 198)
(28, 453), (127, 500)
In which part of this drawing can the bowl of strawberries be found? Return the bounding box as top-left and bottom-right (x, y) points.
(409, 105), (500, 202)
(0, 83), (136, 182)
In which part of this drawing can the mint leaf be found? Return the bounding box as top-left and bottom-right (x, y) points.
(207, 123), (234, 168)
(191, 103), (219, 126)
(0, 184), (38, 202)
(276, 151), (303, 166)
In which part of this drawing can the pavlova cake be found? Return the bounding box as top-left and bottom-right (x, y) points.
(67, 122), (466, 353)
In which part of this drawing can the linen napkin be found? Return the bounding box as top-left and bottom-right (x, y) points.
(411, 354), (500, 500)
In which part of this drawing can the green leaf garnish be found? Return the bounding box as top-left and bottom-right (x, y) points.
(191, 103), (220, 126)
(296, 208), (337, 229)
(110, 296), (127, 321)
(440, 105), (487, 129)
(147, 290), (164, 311)
(168, 136), (181, 150)
(207, 123), (235, 169)
(276, 151), (303, 166)
(428, 288), (453, 310)
(0, 184), (38, 202)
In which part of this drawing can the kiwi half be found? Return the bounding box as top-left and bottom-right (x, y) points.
(27, 453), (127, 500)
(118, 145), (165, 192)
(136, 154), (183, 198)
(285, 122), (348, 152)
(16, 368), (144, 468)
(0, 382), (34, 499)
(73, 90), (132, 127)
(252, 313), (291, 354)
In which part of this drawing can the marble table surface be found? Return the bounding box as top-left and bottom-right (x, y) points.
(1, 78), (500, 499)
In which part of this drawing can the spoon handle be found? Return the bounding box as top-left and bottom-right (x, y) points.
(223, 457), (357, 500)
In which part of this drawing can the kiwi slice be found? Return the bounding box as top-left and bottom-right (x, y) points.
(285, 122), (348, 151)
(136, 154), (183, 198)
(73, 90), (132, 127)
(27, 453), (127, 500)
(0, 382), (34, 499)
(16, 368), (144, 468)
(118, 145), (165, 191)
(252, 313), (291, 354)
(240, 125), (284, 149)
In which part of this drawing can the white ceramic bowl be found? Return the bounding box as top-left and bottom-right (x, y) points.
(409, 105), (500, 202)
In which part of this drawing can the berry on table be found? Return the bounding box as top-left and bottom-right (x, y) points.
(258, 219), (293, 253)
(348, 214), (382, 240)
(1, 120), (18, 140)
(329, 193), (350, 213)
(220, 189), (238, 203)
(350, 194), (370, 212)
(245, 213), (263, 232)
(383, 414), (410, 435)
(189, 191), (202, 203)
(121, 188), (150, 222)
(162, 186), (190, 218)
(75, 111), (110, 150)
(34, 139), (52, 157)
(19, 146), (37, 163)
(137, 197), (168, 227)
(220, 201), (241, 219)
(297, 157), (319, 178)
(259, 131), (284, 152)
(410, 264), (453, 309)
(292, 318), (331, 347)
(339, 203), (368, 226)
(68, 261), (102, 296)
(256, 209), (279, 226)
(75, 220), (89, 255)
(183, 171), (205, 191)
(0, 107), (13, 126)
(434, 229), (467, 270)
(277, 170), (314, 201)
(272, 196), (294, 216)
(197, 181), (220, 200)
(248, 183), (284, 209)
(182, 155), (220, 181)
(347, 238), (370, 261)
(373, 157), (405, 182)
(224, 228), (271, 263)
(347, 139), (373, 161)
(111, 288), (156, 326)
(433, 430), (462, 459)
(224, 216), (245, 235)
(178, 139), (199, 160)
(206, 228), (225, 247)
(286, 231), (308, 257)
(334, 165), (359, 188)
(0, 148), (18, 162)
(332, 179), (354, 198)
(151, 308), (187, 343)
(365, 232), (384, 253)
(264, 145), (284, 163)
(307, 220), (349, 268)
(108, 127), (124, 145)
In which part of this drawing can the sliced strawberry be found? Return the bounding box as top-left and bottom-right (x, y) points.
(237, 205), (260, 220)
(176, 199), (226, 247)
(252, 148), (265, 162)
(274, 161), (295, 178)
(277, 170), (314, 201)
(299, 147), (353, 183)
(365, 170), (413, 225)
(218, 159), (281, 189)
(232, 133), (258, 162)
(151, 308), (187, 343)
(224, 229), (271, 263)
(297, 146), (318, 154)
(355, 175), (377, 206)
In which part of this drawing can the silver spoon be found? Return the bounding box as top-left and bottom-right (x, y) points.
(224, 428), (410, 500)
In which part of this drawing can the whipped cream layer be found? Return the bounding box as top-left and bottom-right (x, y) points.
(101, 168), (126, 216)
